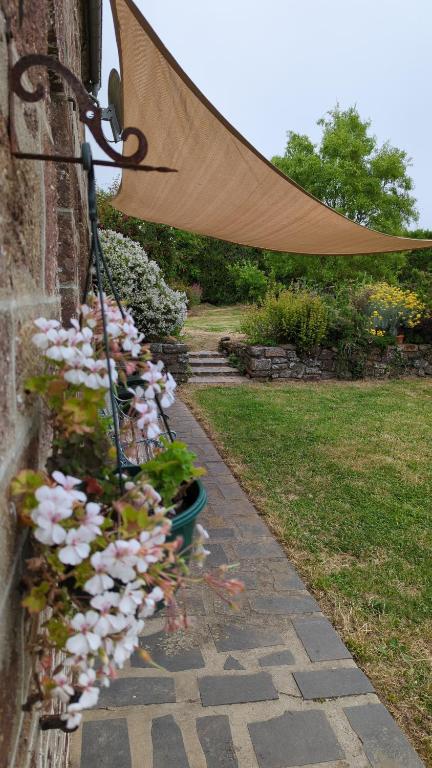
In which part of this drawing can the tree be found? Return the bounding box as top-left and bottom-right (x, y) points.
(273, 105), (418, 233)
(267, 106), (419, 288)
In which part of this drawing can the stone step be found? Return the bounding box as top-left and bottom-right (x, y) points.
(189, 357), (229, 367)
(188, 375), (245, 384)
(189, 350), (220, 358)
(190, 366), (239, 376)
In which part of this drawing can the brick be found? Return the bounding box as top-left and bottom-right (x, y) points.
(248, 710), (344, 767)
(294, 667), (374, 699)
(344, 704), (424, 767)
(199, 672), (278, 706)
(152, 715), (190, 768)
(259, 650), (295, 667)
(196, 716), (239, 768)
(211, 622), (284, 651)
(131, 630), (205, 672)
(293, 617), (352, 661)
(250, 594), (319, 615)
(98, 677), (175, 707)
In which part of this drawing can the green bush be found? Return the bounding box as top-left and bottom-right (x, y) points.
(229, 261), (268, 303)
(241, 290), (328, 351)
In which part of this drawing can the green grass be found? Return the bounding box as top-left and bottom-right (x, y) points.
(182, 303), (247, 350)
(186, 379), (432, 763)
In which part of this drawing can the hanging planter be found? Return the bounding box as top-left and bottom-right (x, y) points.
(10, 143), (242, 734)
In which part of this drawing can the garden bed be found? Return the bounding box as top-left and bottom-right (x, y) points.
(220, 338), (432, 380)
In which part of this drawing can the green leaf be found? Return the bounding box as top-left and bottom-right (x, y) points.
(22, 583), (50, 613)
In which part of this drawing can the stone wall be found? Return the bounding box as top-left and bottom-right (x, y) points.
(220, 339), (432, 381)
(150, 341), (189, 383)
(0, 3), (89, 767)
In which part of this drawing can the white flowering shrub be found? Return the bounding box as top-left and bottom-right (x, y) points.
(99, 229), (187, 339)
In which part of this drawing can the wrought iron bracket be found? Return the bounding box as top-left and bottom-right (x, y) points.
(9, 54), (176, 173)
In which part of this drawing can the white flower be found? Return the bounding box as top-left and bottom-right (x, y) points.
(109, 616), (144, 668)
(59, 528), (91, 565)
(196, 524), (210, 541)
(140, 361), (164, 400)
(100, 539), (140, 583)
(79, 502), (104, 540)
(139, 586), (164, 618)
(52, 673), (74, 703)
(31, 488), (73, 546)
(61, 707), (82, 730)
(90, 591), (126, 636)
(84, 551), (114, 595)
(76, 669), (100, 709)
(66, 611), (102, 655)
(32, 318), (61, 349)
(51, 471), (87, 503)
(118, 580), (145, 615)
(136, 526), (167, 572)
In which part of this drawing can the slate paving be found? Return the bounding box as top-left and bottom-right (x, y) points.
(71, 398), (425, 768)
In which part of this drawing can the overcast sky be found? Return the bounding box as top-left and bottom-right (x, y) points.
(92, 0), (432, 229)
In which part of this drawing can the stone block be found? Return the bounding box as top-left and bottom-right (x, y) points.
(131, 630), (205, 671)
(250, 594), (319, 615)
(293, 617), (352, 661)
(199, 672), (278, 706)
(81, 719), (131, 768)
(211, 622), (284, 651)
(248, 346), (267, 357)
(293, 667), (374, 699)
(259, 650), (295, 667)
(344, 703), (425, 767)
(152, 715), (190, 768)
(196, 716), (239, 768)
(264, 347), (286, 357)
(248, 710), (344, 767)
(97, 677), (175, 707)
(248, 358), (271, 371)
(224, 656), (244, 670)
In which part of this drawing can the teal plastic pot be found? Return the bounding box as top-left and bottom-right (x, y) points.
(168, 479), (207, 557)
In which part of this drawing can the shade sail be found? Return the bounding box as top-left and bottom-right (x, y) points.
(111, 0), (432, 255)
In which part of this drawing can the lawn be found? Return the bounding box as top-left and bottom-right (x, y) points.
(185, 379), (432, 763)
(182, 303), (247, 350)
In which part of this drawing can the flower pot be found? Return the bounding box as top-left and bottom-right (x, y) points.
(168, 479), (207, 557)
(396, 334), (405, 346)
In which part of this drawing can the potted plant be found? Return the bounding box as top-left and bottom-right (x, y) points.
(11, 295), (242, 732)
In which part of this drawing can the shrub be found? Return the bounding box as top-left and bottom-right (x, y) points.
(185, 283), (203, 307)
(229, 261), (269, 303)
(241, 290), (328, 351)
(354, 282), (426, 337)
(99, 229), (187, 339)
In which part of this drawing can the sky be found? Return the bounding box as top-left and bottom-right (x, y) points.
(91, 0), (432, 228)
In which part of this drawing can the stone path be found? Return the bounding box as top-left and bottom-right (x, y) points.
(71, 399), (424, 768)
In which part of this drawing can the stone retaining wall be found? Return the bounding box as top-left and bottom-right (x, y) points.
(150, 342), (189, 383)
(219, 339), (432, 381)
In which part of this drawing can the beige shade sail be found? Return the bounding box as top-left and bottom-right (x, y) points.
(111, 0), (432, 255)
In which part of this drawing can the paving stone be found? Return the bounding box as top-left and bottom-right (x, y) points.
(211, 622), (284, 652)
(259, 650), (295, 667)
(219, 484), (249, 501)
(344, 703), (425, 767)
(131, 630), (205, 671)
(250, 594), (319, 615)
(224, 655), (244, 670)
(206, 543), (229, 567)
(232, 571), (258, 589)
(273, 570), (306, 591)
(236, 519), (270, 538)
(248, 710), (345, 767)
(196, 715), (239, 768)
(235, 540), (284, 559)
(207, 527), (237, 540)
(80, 718), (131, 768)
(98, 677), (175, 707)
(294, 667), (374, 700)
(199, 672), (278, 706)
(293, 617), (352, 661)
(152, 715), (190, 768)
